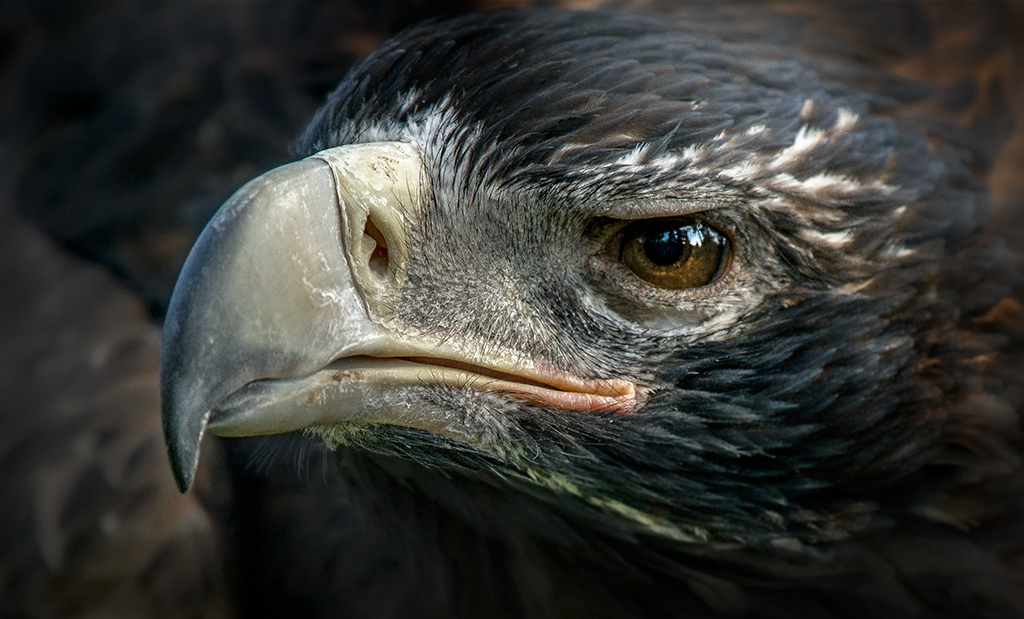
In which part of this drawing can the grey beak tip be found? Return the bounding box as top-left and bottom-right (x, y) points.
(170, 450), (197, 494)
(161, 315), (202, 493)
(161, 353), (209, 493)
(163, 400), (208, 493)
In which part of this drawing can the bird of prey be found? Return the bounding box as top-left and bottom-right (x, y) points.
(5, 2), (1024, 618)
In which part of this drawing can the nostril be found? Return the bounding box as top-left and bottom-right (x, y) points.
(363, 217), (389, 278)
(364, 218), (388, 249)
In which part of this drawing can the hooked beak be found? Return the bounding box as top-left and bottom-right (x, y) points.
(160, 142), (636, 492)
(161, 142), (423, 491)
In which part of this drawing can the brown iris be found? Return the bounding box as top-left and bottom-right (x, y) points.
(619, 217), (729, 289)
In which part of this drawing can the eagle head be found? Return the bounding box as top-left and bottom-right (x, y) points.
(160, 9), (1018, 549)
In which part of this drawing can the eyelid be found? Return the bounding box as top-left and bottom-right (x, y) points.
(592, 190), (745, 220)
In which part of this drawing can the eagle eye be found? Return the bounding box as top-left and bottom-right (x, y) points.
(619, 217), (729, 289)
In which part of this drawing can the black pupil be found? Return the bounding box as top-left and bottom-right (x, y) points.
(644, 226), (690, 266)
